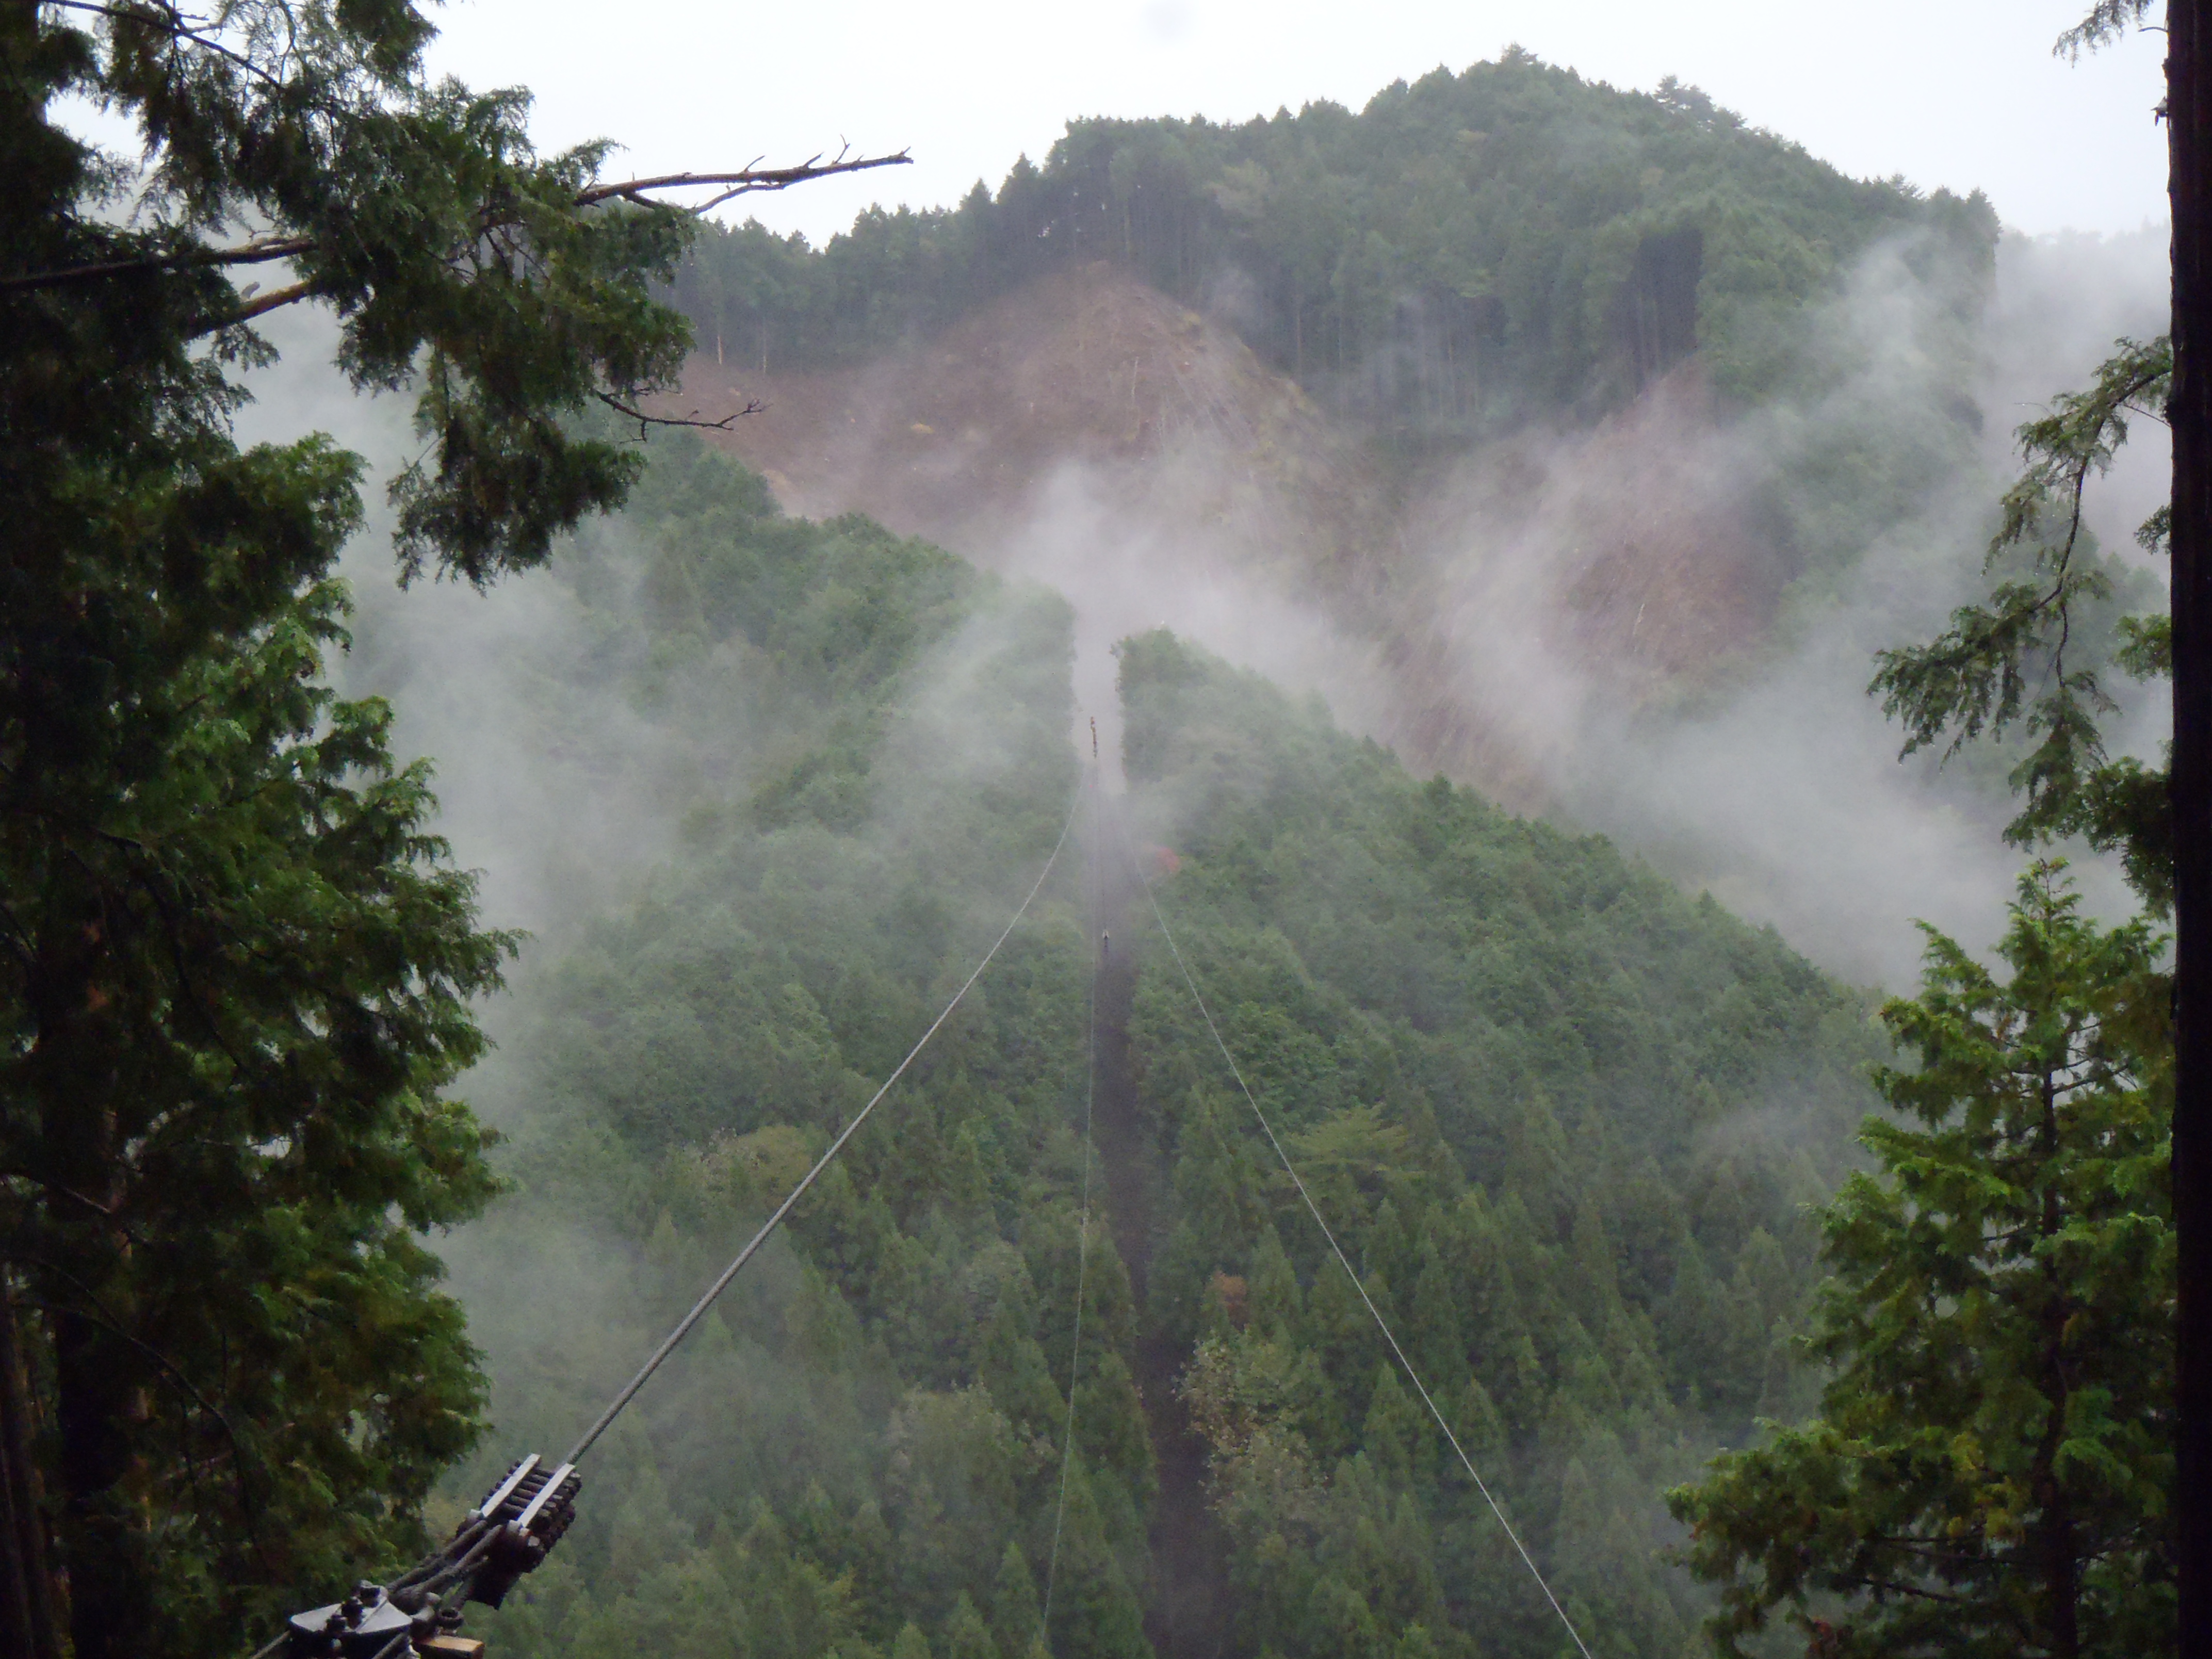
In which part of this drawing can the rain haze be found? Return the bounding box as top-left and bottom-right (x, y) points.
(56, 5), (2185, 1656)
(292, 0), (2170, 989)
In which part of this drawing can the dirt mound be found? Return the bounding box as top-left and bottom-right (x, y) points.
(662, 265), (1783, 808)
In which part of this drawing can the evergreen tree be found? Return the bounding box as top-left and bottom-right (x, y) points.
(989, 1541), (1043, 1658)
(1669, 866), (2174, 1658)
(1871, 337), (2175, 910)
(0, 6), (887, 1655)
(943, 1593), (999, 1659)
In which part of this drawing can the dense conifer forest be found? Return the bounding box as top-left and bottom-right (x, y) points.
(669, 52), (1996, 425)
(449, 436), (1888, 1659)
(0, 6), (2172, 1655)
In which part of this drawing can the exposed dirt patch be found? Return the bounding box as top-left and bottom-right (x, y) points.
(679, 262), (1381, 591)
(661, 266), (1790, 811)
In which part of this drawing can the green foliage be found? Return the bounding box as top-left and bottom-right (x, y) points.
(2056, 1), (2158, 60)
(1111, 631), (1886, 1657)
(1668, 867), (2174, 1658)
(0, 510), (511, 1654)
(0, 5), (714, 1656)
(672, 52), (1993, 425)
(454, 440), (1149, 1659)
(1871, 337), (2174, 909)
(15, 4), (700, 587)
(434, 448), (1896, 1659)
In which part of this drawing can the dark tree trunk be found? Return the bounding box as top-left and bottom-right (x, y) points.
(2041, 1487), (2081, 1659)
(25, 930), (146, 1659)
(2172, 4), (2212, 1655)
(0, 1289), (59, 1659)
(2035, 1087), (2081, 1659)
(0, 1366), (34, 1659)
(51, 1307), (145, 1659)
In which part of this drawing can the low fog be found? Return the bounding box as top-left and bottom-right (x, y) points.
(735, 226), (2172, 989)
(235, 223), (2172, 1006)
(1406, 226), (2172, 985)
(204, 99), (2178, 1659)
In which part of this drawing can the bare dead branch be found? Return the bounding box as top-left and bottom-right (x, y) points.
(51, 1), (287, 91)
(578, 149), (912, 211)
(594, 390), (766, 438)
(5, 145), (906, 295)
(225, 277), (318, 322)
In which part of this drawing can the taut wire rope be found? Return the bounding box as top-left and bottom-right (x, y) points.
(1104, 792), (1598, 1659)
(1039, 762), (1101, 1642)
(560, 791), (1080, 1467)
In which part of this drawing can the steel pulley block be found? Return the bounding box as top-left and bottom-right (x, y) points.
(466, 1453), (582, 1608)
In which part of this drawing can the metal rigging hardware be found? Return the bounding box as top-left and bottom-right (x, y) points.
(264, 794), (1077, 1659)
(280, 1455), (580, 1659)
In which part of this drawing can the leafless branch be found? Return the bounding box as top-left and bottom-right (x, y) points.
(226, 277), (318, 322)
(0, 1173), (131, 1234)
(4, 145), (906, 295)
(578, 148), (912, 212)
(51, 0), (286, 90)
(594, 390), (766, 438)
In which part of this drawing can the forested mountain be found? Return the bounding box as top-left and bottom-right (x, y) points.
(655, 49), (2025, 842)
(5, 8), (2164, 1659)
(449, 435), (1885, 1659)
(670, 50), (1994, 429)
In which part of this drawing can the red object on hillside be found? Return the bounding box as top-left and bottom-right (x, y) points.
(1151, 846), (1181, 876)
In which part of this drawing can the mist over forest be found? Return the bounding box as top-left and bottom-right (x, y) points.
(0, 17), (2181, 1659)
(241, 49), (2169, 1659)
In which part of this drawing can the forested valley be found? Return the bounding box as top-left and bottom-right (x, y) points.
(0, 9), (2177, 1659)
(441, 433), (1884, 1659)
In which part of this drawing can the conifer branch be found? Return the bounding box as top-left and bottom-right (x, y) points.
(4, 153), (909, 296)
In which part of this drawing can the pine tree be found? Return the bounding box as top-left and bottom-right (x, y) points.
(943, 1594), (999, 1659)
(989, 1541), (1043, 1659)
(0, 5), (890, 1655)
(1669, 865), (2174, 1658)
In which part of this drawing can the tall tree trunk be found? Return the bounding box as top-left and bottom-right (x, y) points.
(0, 1288), (59, 1659)
(2171, 4), (2212, 1654)
(0, 1394), (34, 1659)
(2038, 1474), (2081, 1659)
(51, 1308), (146, 1659)
(26, 927), (146, 1659)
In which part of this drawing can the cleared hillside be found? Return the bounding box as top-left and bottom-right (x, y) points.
(671, 262), (1798, 809)
(661, 54), (1996, 817)
(671, 52), (1994, 426)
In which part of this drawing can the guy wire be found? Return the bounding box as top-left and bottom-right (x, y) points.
(561, 791), (1080, 1467)
(1040, 765), (1101, 1645)
(1104, 794), (1597, 1659)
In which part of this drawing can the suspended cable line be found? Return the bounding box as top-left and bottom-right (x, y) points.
(560, 792), (1081, 1468)
(1040, 765), (1101, 1642)
(1104, 794), (1598, 1659)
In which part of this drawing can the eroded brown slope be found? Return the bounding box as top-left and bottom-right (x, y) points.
(679, 263), (1388, 607)
(664, 263), (1781, 807)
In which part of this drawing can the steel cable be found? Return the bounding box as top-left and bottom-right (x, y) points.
(1039, 766), (1101, 1643)
(560, 791), (1080, 1467)
(1105, 793), (1598, 1659)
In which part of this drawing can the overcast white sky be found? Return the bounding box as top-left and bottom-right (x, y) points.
(422, 0), (2169, 246)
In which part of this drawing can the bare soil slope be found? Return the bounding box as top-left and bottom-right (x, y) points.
(665, 263), (1783, 806)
